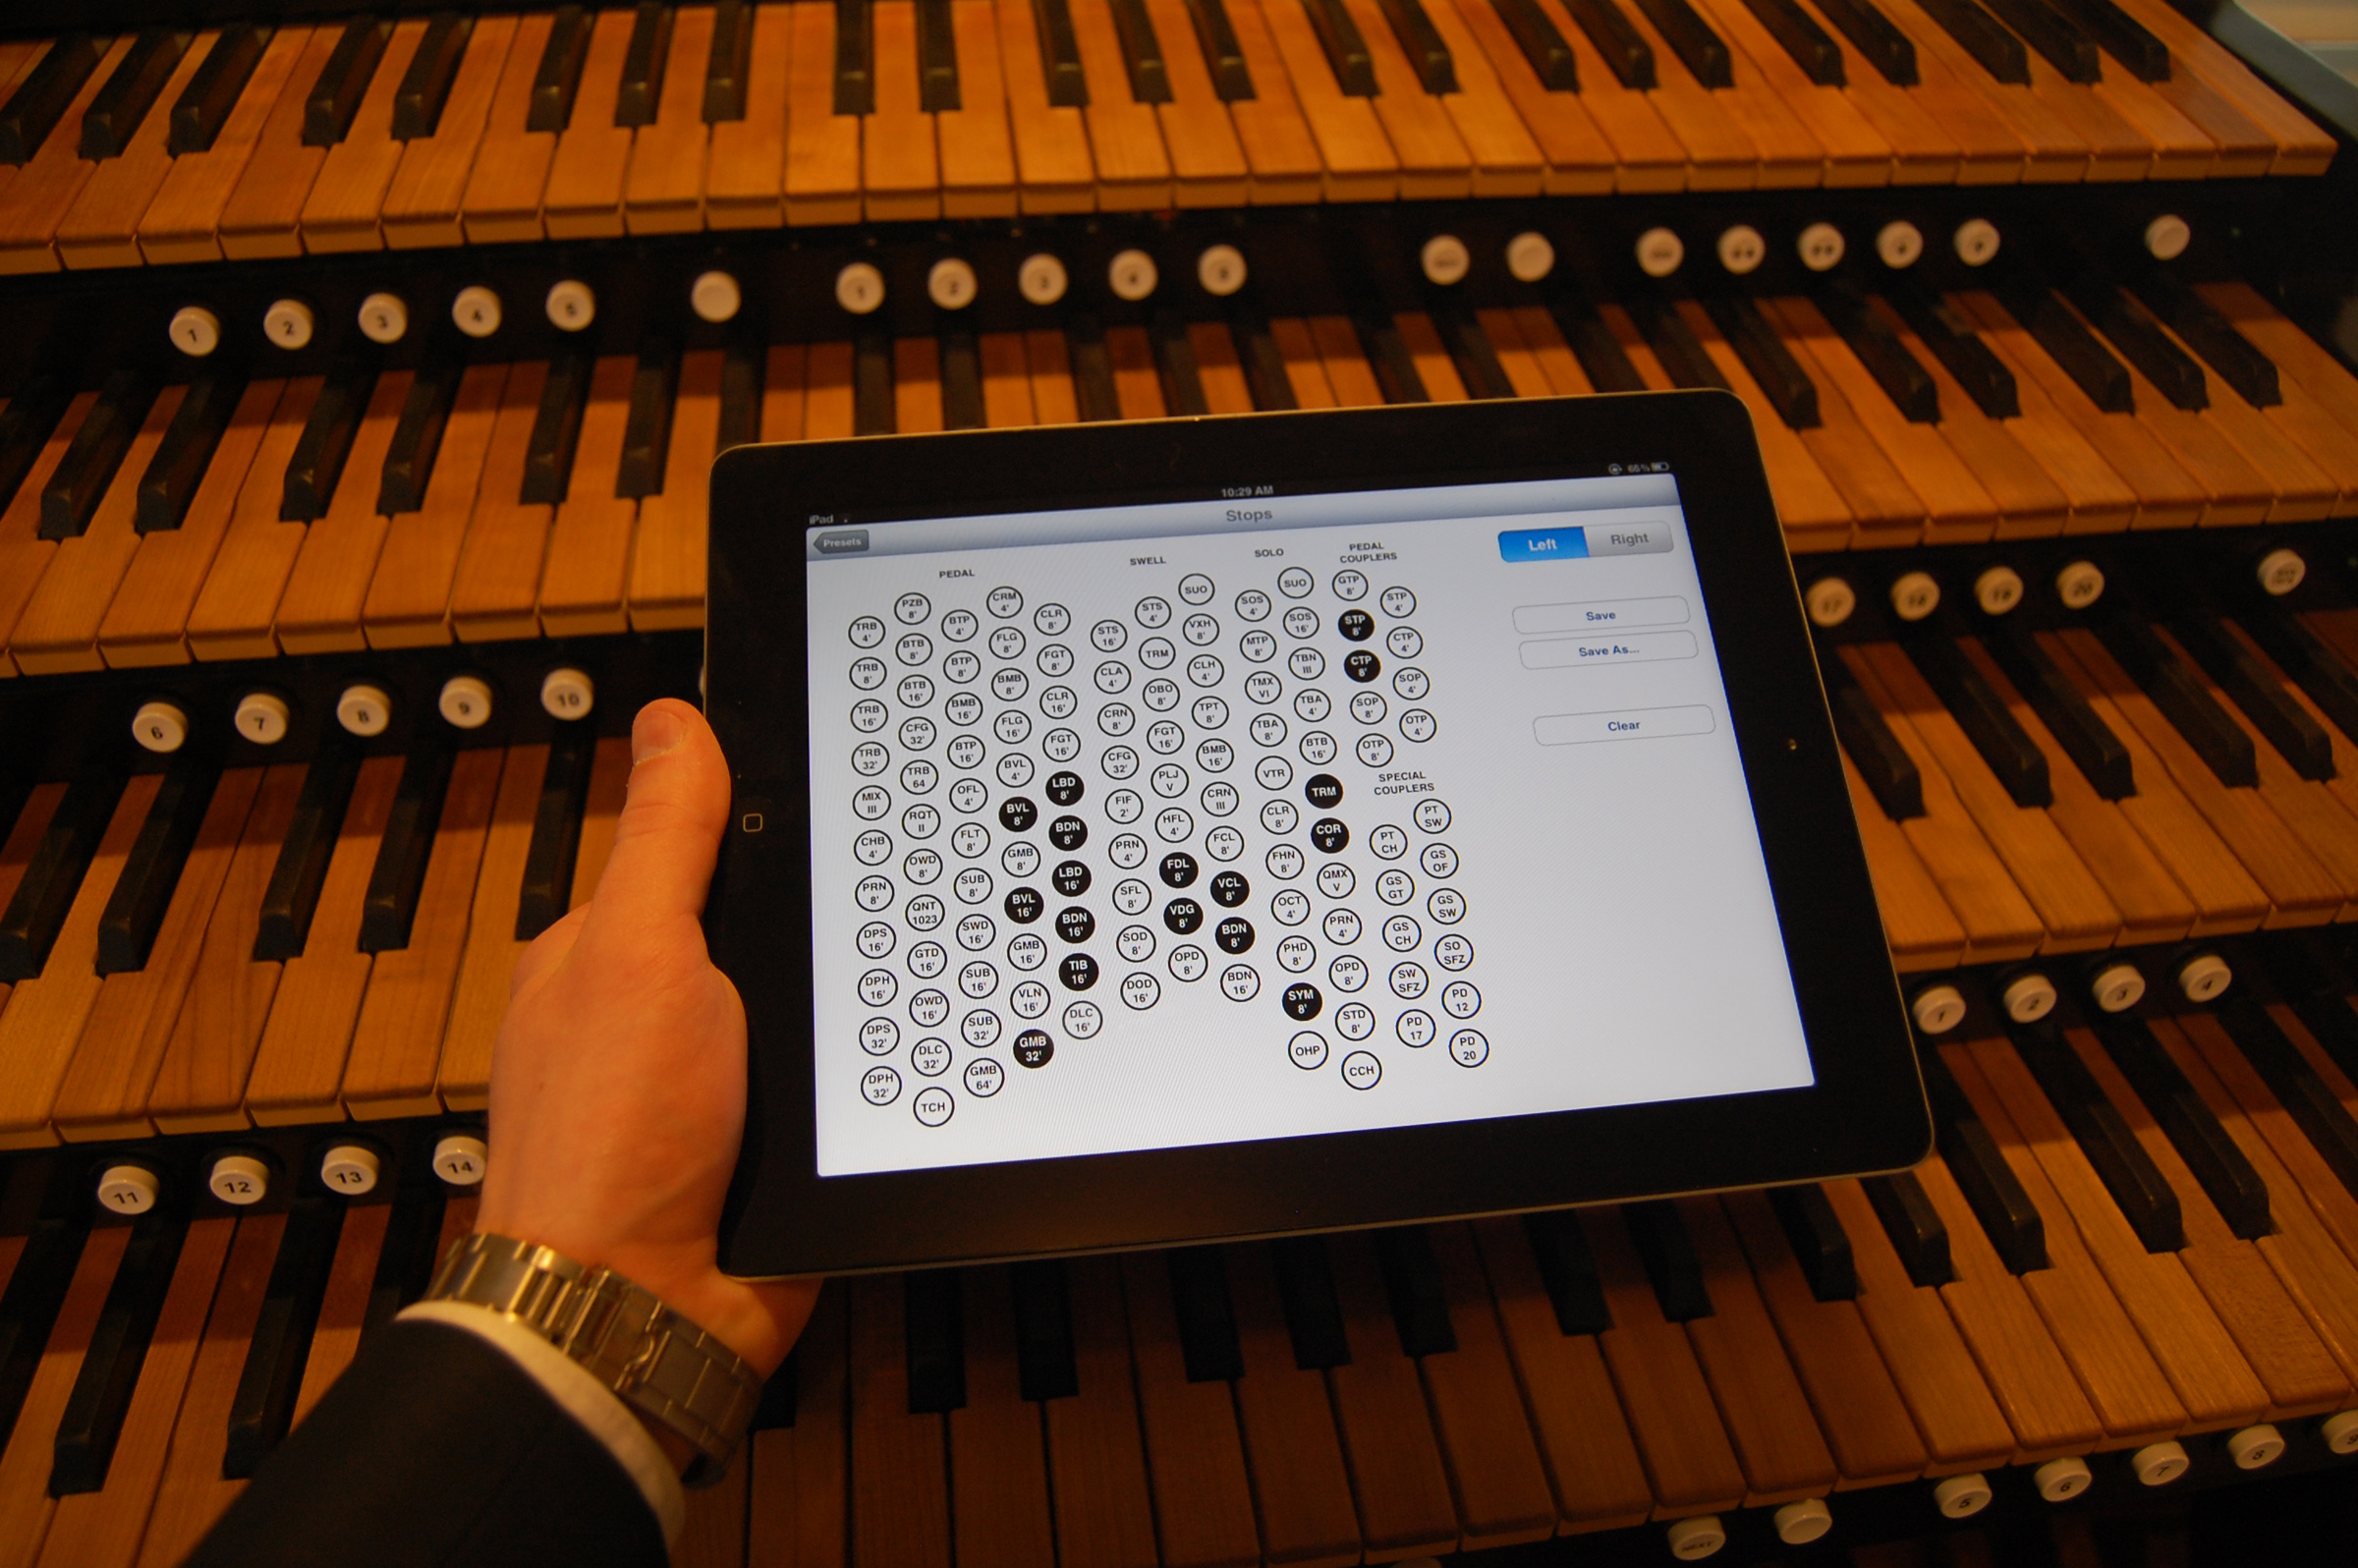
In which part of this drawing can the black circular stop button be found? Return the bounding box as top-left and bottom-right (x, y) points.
(1049, 814), (1088, 850)
(1163, 898), (1204, 934)
(1338, 610), (1375, 642)
(1214, 917), (1255, 954)
(1055, 907), (1096, 943)
(1311, 817), (1350, 853)
(1208, 870), (1250, 907)
(1045, 770), (1085, 806)
(1282, 983), (1322, 1020)
(999, 797), (1038, 832)
(1304, 773), (1342, 809)
(1003, 887), (1044, 923)
(1058, 953), (1099, 990)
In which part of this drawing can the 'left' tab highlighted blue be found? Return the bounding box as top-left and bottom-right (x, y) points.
(1498, 526), (1590, 563)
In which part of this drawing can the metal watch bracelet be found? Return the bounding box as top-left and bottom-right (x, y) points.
(424, 1233), (763, 1484)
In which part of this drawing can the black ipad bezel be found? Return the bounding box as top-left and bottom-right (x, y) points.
(708, 391), (1927, 1279)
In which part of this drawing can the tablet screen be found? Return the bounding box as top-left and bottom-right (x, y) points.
(806, 471), (1814, 1177)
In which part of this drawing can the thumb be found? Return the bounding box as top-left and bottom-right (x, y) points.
(582, 700), (733, 938)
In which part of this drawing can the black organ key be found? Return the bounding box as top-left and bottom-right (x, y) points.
(1004, 887), (1043, 923)
(1056, 907), (1096, 942)
(2212, 991), (2358, 1205)
(2005, 286), (2135, 414)
(1269, 1237), (1352, 1369)
(716, 341), (764, 453)
(615, 343), (680, 500)
(1811, 0), (1915, 84)
(1705, 296), (1820, 428)
(2089, 1013), (2271, 1242)
(1561, 0), (1655, 85)
(1635, 299), (1729, 393)
(52, 1203), (191, 1495)
(2049, 0), (2168, 81)
(1161, 852), (1200, 887)
(1491, 0), (1580, 90)
(854, 334), (896, 435)
(1372, 1227), (1456, 1356)
(1058, 952), (1098, 989)
(904, 1268), (968, 1412)
(171, 25), (266, 154)
(41, 370), (159, 541)
(361, 1179), (449, 1342)
(1981, 622), (2135, 800)
(138, 373), (244, 533)
(516, 727), (595, 942)
(1767, 1185), (1858, 1302)
(529, 5), (593, 132)
(1281, 981), (1319, 1019)
(0, 376), (75, 514)
(97, 760), (220, 977)
(1048, 814), (1087, 850)
(1736, 0), (1843, 84)
(1065, 315), (1123, 421)
(1052, 861), (1091, 897)
(2091, 605), (2257, 788)
(0, 1161), (91, 1453)
(1351, 310), (1431, 405)
(2234, 604), (2358, 769)
(1888, 290), (2018, 419)
(1521, 1211), (1611, 1333)
(1164, 897), (1203, 934)
(1214, 917), (1254, 954)
(1430, 300), (1515, 401)
(1903, 632), (2050, 808)
(1631, 0), (1732, 86)
(225, 1196), (347, 1479)
(82, 28), (193, 160)
(2259, 939), (2358, 1084)
(1225, 301), (1300, 412)
(520, 353), (591, 506)
(1000, 796), (1039, 831)
(360, 745), (455, 954)
(0, 767), (127, 984)
(1822, 290), (1939, 422)
(2155, 591), (2332, 782)
(2006, 1017), (2183, 1253)
(940, 329), (985, 431)
(0, 33), (103, 165)
(615, 2), (674, 128)
(254, 745), (360, 963)
(304, 18), (393, 147)
(1621, 1201), (1713, 1321)
(392, 13), (474, 140)
(1166, 1248), (1245, 1382)
(1110, 0), (1175, 102)
(1009, 1260), (1079, 1401)
(1922, 1050), (2049, 1273)
(281, 358), (377, 524)
(1032, 0), (1091, 107)
(377, 357), (461, 517)
(1376, 0), (1458, 92)
(1911, 0), (2029, 84)
(2127, 273), (2280, 409)
(704, 0), (757, 121)
(917, 0), (962, 111)
(1045, 771), (1084, 806)
(1860, 1171), (1954, 1288)
(1824, 655), (1924, 820)
(1208, 870), (1248, 907)
(1310, 817), (1349, 853)
(1981, 0), (2101, 81)
(1151, 311), (1211, 417)
(1548, 288), (1648, 394)
(2072, 283), (2209, 412)
(1301, 0), (1379, 95)
(1183, 0), (1257, 99)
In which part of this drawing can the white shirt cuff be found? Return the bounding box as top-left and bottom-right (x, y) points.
(396, 1300), (686, 1547)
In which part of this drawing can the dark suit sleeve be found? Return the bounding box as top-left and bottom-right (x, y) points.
(184, 1318), (669, 1568)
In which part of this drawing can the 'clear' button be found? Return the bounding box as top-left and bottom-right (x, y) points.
(1533, 706), (1715, 746)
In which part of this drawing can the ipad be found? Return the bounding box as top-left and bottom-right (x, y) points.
(708, 391), (1926, 1278)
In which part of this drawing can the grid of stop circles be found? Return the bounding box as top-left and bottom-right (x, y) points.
(840, 567), (1480, 1131)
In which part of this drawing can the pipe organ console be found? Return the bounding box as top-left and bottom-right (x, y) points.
(0, 0), (2355, 1561)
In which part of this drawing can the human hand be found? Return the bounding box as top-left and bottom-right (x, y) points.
(478, 698), (816, 1377)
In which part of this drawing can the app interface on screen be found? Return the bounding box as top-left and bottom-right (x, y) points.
(804, 474), (1813, 1176)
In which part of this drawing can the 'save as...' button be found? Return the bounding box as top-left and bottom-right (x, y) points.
(1533, 706), (1715, 746)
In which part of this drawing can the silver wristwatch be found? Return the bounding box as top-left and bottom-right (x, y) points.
(424, 1233), (763, 1484)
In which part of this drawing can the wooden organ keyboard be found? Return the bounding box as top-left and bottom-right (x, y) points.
(2, 0), (2357, 1559)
